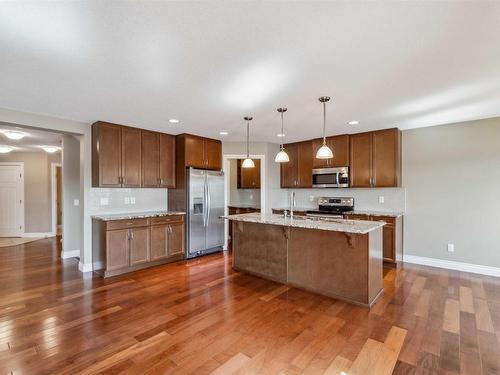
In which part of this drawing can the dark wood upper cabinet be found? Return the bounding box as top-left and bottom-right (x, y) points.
(280, 141), (312, 188)
(121, 127), (141, 187)
(205, 138), (222, 170)
(238, 159), (260, 189)
(372, 129), (401, 187)
(350, 128), (401, 188)
(92, 121), (122, 187)
(141, 130), (160, 187)
(280, 143), (298, 188)
(92, 121), (176, 188)
(159, 133), (176, 188)
(350, 132), (372, 188)
(312, 135), (350, 168)
(177, 134), (222, 170)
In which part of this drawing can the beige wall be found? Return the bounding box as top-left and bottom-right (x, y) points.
(0, 151), (61, 233)
(62, 135), (80, 253)
(402, 117), (500, 268)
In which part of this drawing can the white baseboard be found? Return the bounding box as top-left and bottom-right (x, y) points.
(404, 255), (500, 278)
(61, 250), (80, 259)
(78, 261), (93, 273)
(23, 232), (55, 238)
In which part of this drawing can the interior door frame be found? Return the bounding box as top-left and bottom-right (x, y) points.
(0, 162), (25, 237)
(222, 154), (266, 251)
(51, 162), (62, 235)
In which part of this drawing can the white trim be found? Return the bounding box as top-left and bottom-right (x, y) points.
(61, 249), (80, 259)
(0, 162), (24, 236)
(222, 153), (266, 251)
(404, 254), (500, 278)
(78, 261), (92, 272)
(51, 162), (62, 235)
(22, 232), (55, 238)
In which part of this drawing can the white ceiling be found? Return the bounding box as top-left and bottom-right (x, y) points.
(0, 123), (62, 153)
(0, 1), (500, 143)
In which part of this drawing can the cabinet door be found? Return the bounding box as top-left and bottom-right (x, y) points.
(141, 131), (160, 187)
(350, 132), (372, 187)
(150, 225), (168, 261)
(129, 227), (150, 265)
(280, 143), (298, 188)
(106, 229), (129, 270)
(159, 133), (175, 188)
(184, 135), (205, 168)
(252, 159), (261, 188)
(238, 159), (260, 188)
(168, 222), (185, 257)
(95, 122), (122, 187)
(382, 224), (395, 262)
(205, 138), (222, 170)
(372, 129), (401, 187)
(329, 135), (350, 167)
(297, 141), (313, 188)
(121, 127), (141, 187)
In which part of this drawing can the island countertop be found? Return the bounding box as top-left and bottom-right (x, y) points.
(92, 210), (185, 221)
(224, 213), (385, 234)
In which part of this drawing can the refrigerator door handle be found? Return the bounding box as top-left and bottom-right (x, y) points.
(206, 179), (211, 226)
(203, 178), (207, 227)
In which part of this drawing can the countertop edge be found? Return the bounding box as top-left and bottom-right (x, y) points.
(92, 211), (186, 221)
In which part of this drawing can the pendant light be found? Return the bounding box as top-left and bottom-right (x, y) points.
(241, 116), (255, 168)
(275, 107), (290, 163)
(315, 96), (334, 159)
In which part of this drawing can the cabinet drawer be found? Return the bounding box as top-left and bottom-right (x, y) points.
(150, 215), (184, 225)
(344, 214), (370, 221)
(106, 218), (150, 230)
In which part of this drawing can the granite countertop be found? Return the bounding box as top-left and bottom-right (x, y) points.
(272, 207), (314, 212)
(228, 203), (261, 209)
(224, 213), (384, 234)
(346, 210), (404, 218)
(92, 211), (186, 221)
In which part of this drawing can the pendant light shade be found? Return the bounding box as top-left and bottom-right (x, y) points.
(275, 107), (290, 163)
(242, 116), (255, 168)
(315, 96), (334, 160)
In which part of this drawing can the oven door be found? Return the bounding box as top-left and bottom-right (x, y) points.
(312, 168), (339, 188)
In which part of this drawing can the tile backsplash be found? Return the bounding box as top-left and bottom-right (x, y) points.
(89, 188), (168, 214)
(286, 188), (406, 212)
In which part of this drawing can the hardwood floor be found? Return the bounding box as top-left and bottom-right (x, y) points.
(1, 238), (500, 374)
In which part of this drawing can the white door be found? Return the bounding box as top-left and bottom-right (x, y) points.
(0, 164), (23, 237)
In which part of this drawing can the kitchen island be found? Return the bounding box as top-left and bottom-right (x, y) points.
(225, 213), (385, 307)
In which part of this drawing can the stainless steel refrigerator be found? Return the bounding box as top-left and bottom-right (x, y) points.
(186, 168), (224, 259)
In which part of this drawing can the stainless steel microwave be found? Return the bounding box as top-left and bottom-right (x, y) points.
(312, 167), (350, 188)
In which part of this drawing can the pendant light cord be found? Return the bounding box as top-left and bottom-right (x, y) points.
(322, 101), (327, 145)
(246, 120), (250, 158)
(280, 112), (284, 151)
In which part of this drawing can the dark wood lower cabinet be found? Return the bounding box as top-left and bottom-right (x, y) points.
(344, 213), (403, 265)
(92, 215), (185, 277)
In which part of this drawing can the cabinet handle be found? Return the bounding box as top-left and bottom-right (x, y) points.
(130, 231), (134, 239)
(127, 230), (131, 240)
(119, 176), (122, 184)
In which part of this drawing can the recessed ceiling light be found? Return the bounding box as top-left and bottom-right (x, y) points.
(219, 131), (228, 136)
(277, 133), (285, 137)
(41, 146), (60, 153)
(0, 145), (13, 153)
(348, 120), (359, 125)
(3, 130), (26, 140)
(169, 119), (179, 124)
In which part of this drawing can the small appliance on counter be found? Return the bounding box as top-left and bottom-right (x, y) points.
(312, 167), (349, 188)
(306, 197), (354, 219)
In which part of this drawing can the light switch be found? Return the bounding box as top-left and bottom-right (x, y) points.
(447, 243), (455, 252)
(124, 197), (130, 205)
(100, 198), (109, 206)
(130, 197), (136, 204)
(73, 199), (79, 206)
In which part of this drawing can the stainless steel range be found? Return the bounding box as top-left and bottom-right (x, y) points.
(306, 197), (354, 219)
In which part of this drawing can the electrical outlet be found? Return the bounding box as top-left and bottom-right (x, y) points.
(73, 199), (79, 206)
(378, 196), (385, 204)
(130, 197), (136, 204)
(309, 195), (315, 202)
(447, 243), (455, 253)
(100, 198), (109, 206)
(124, 197), (130, 205)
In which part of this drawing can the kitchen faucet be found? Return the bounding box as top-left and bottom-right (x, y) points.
(289, 191), (296, 218)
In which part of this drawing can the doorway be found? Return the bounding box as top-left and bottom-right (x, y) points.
(223, 154), (265, 250)
(0, 163), (24, 237)
(51, 163), (62, 236)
